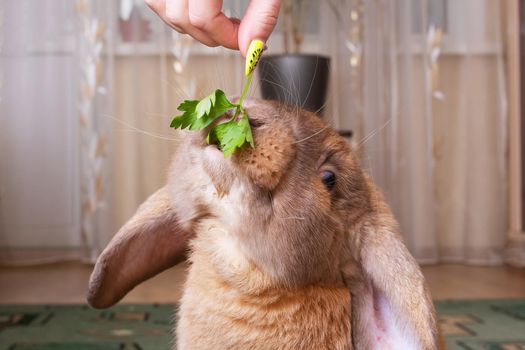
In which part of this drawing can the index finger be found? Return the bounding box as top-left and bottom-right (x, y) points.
(188, 0), (240, 50)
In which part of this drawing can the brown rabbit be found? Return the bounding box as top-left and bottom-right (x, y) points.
(87, 99), (439, 349)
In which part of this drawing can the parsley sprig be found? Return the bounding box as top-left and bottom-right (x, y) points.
(170, 40), (263, 157)
(170, 89), (254, 157)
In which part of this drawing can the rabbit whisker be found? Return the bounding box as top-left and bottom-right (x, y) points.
(300, 57), (319, 111)
(357, 118), (392, 148)
(293, 126), (329, 144)
(101, 113), (180, 141)
(280, 216), (306, 220)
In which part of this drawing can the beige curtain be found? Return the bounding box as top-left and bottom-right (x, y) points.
(1, 0), (509, 267)
(0, 0), (114, 264)
(351, 0), (508, 264)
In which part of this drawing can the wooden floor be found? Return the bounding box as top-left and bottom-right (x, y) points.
(0, 263), (524, 304)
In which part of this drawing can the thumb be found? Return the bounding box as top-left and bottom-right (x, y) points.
(238, 0), (282, 57)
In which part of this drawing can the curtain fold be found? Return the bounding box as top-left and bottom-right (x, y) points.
(76, 0), (114, 261)
(357, 0), (508, 264)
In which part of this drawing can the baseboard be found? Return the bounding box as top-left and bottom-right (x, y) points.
(508, 230), (525, 242)
(505, 232), (525, 267)
(0, 247), (93, 266)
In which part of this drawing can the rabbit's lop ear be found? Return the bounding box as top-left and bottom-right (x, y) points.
(87, 186), (191, 309)
(347, 212), (438, 349)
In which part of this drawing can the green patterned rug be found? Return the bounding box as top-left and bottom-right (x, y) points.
(0, 300), (524, 349)
(436, 299), (525, 349)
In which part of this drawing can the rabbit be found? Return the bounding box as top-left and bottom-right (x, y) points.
(87, 99), (439, 349)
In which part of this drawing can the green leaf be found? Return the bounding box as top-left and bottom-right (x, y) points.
(177, 99), (199, 112)
(195, 91), (216, 118)
(213, 90), (235, 112)
(170, 89), (254, 157)
(170, 100), (198, 129)
(206, 90), (236, 121)
(206, 121), (228, 146)
(208, 111), (255, 157)
(214, 120), (245, 158)
(238, 112), (254, 148)
(188, 111), (220, 131)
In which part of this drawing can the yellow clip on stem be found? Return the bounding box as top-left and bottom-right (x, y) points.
(239, 40), (264, 107)
(245, 40), (264, 77)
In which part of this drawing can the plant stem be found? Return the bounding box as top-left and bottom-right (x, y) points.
(238, 73), (253, 108)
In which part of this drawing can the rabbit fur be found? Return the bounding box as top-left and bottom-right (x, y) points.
(88, 99), (439, 349)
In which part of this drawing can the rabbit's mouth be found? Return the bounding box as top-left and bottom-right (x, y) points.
(201, 143), (237, 199)
(203, 115), (265, 156)
(204, 143), (223, 160)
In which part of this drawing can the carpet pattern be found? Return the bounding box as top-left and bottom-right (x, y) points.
(436, 300), (525, 350)
(0, 300), (524, 349)
(0, 305), (175, 350)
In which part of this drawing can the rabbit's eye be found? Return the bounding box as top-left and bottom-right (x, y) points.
(320, 170), (336, 191)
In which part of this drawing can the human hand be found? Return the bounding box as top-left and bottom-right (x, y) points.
(145, 0), (282, 56)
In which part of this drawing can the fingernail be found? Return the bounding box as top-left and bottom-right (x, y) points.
(245, 39), (265, 76)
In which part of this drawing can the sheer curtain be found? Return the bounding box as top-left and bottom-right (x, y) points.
(351, 0), (508, 264)
(0, 0), (119, 263)
(0, 0), (244, 263)
(0, 0), (510, 266)
(0, 0), (104, 264)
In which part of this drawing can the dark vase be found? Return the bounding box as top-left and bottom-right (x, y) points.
(258, 54), (330, 115)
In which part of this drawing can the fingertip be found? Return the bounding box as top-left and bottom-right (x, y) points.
(238, 0), (280, 56)
(238, 33), (250, 57)
(239, 32), (267, 57)
(238, 31), (267, 57)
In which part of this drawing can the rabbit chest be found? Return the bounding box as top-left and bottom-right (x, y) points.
(175, 223), (352, 350)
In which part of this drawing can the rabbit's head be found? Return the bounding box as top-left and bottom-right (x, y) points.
(170, 99), (370, 288)
(87, 98), (438, 349)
